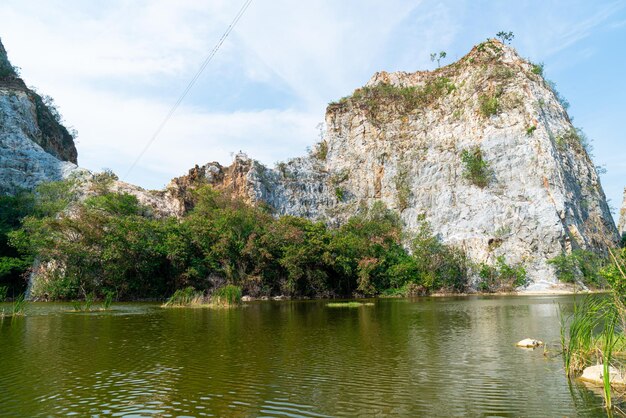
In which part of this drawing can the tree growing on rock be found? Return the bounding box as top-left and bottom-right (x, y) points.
(430, 51), (447, 68)
(496, 31), (514, 44)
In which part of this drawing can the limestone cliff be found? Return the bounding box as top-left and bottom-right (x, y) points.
(0, 38), (78, 195)
(170, 40), (618, 288)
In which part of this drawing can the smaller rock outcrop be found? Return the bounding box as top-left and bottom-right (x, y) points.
(0, 37), (79, 195)
(69, 171), (185, 218)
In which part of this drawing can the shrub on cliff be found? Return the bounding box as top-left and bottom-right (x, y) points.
(332, 77), (456, 122)
(461, 147), (491, 188)
(478, 93), (499, 117)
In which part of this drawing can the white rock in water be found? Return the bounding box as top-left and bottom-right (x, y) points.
(516, 338), (544, 348)
(580, 364), (626, 386)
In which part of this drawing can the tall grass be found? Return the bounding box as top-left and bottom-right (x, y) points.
(162, 285), (243, 308)
(603, 310), (618, 409)
(72, 292), (95, 312)
(562, 297), (608, 376)
(162, 287), (205, 308)
(212, 285), (242, 307)
(102, 291), (114, 310)
(561, 295), (622, 410)
(11, 293), (26, 316)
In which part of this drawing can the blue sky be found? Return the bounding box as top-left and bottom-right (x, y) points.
(1, 0), (625, 218)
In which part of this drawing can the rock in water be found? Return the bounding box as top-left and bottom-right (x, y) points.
(580, 364), (626, 386)
(170, 39), (618, 289)
(0, 37), (79, 195)
(516, 338), (544, 348)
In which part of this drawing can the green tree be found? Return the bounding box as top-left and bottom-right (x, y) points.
(496, 31), (514, 44)
(430, 51), (447, 68)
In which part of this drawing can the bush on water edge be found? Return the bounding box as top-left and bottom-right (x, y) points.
(0, 293), (26, 318)
(162, 285), (242, 308)
(3, 178), (477, 301)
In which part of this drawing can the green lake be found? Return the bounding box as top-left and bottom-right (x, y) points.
(0, 296), (614, 416)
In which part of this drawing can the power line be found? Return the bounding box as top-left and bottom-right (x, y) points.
(123, 0), (254, 179)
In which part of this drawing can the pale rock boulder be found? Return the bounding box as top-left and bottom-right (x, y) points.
(580, 364), (626, 386)
(516, 338), (544, 348)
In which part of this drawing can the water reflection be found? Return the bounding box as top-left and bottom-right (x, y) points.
(0, 297), (615, 416)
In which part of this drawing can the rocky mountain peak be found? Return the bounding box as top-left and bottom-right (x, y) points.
(171, 40), (617, 289)
(367, 39), (522, 88)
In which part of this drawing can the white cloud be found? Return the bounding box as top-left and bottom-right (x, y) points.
(0, 0), (625, 211)
(53, 85), (321, 188)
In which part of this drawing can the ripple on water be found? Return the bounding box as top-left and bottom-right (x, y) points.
(0, 297), (615, 417)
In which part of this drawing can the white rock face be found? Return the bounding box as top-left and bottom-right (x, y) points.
(179, 41), (618, 289)
(0, 88), (79, 194)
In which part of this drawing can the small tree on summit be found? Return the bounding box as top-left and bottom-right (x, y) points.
(496, 31), (514, 44)
(430, 51), (447, 68)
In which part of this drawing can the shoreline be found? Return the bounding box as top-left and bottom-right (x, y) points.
(8, 286), (608, 305)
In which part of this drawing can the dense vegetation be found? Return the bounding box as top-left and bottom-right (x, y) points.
(0, 191), (35, 299)
(548, 249), (607, 287)
(2, 177), (476, 301)
(0, 175), (615, 303)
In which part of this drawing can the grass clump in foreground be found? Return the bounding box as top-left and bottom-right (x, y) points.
(1, 293), (26, 318)
(560, 296), (625, 410)
(162, 285), (242, 308)
(71, 290), (115, 312)
(326, 301), (375, 308)
(559, 245), (626, 412)
(162, 287), (204, 308)
(211, 284), (242, 307)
